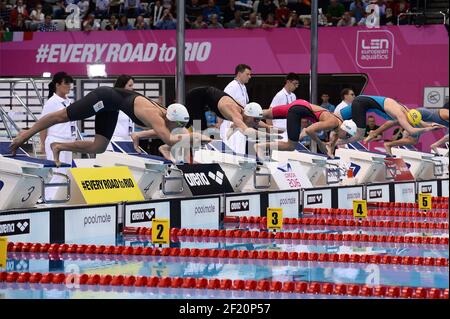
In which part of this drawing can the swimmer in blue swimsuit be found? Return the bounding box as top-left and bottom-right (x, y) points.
(331, 95), (441, 147)
(364, 106), (448, 154)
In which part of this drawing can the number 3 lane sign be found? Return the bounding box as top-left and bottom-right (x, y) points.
(152, 219), (169, 245)
(353, 200), (368, 218)
(267, 208), (283, 230)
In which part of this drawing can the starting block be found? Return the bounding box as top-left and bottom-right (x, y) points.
(194, 141), (260, 192)
(271, 143), (342, 186)
(335, 142), (394, 184)
(0, 140), (71, 209)
(391, 145), (448, 180)
(95, 141), (184, 199)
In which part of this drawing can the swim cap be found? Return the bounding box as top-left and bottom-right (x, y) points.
(340, 120), (358, 137)
(407, 109), (422, 126)
(166, 103), (190, 123)
(244, 102), (263, 118)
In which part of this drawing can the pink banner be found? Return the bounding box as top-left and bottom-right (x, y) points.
(1, 26), (448, 150)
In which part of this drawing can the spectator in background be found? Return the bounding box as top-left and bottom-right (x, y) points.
(301, 16), (311, 28)
(203, 0), (221, 23)
(149, 0), (164, 26)
(258, 0), (277, 21)
(186, 0), (204, 22)
(10, 0), (29, 27)
(395, 0), (410, 25)
(223, 0), (237, 23)
(376, 0), (386, 17)
(267, 72), (300, 141)
(191, 14), (208, 29)
(82, 13), (101, 31)
(29, 3), (45, 31)
(124, 0), (141, 18)
(320, 93), (335, 112)
(0, 18), (8, 32)
(243, 12), (262, 28)
(276, 0), (291, 26)
(39, 14), (57, 31)
(337, 11), (356, 26)
(262, 12), (279, 28)
(78, 0), (90, 19)
(109, 0), (122, 16)
(117, 15), (133, 30)
(53, 1), (66, 19)
(349, 0), (366, 23)
(208, 13), (223, 28)
(225, 10), (245, 28)
(286, 11), (302, 27)
(334, 88), (355, 114)
(110, 75), (135, 144)
(205, 110), (219, 128)
(134, 14), (149, 29)
(288, 0), (310, 15)
(327, 0), (345, 25)
(10, 13), (28, 31)
(0, 1), (11, 23)
(154, 8), (176, 29)
(95, 0), (110, 19)
(104, 14), (117, 30)
(365, 115), (382, 139)
(381, 7), (395, 25)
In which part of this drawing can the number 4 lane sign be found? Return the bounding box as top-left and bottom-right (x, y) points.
(267, 208), (283, 230)
(353, 200), (368, 218)
(152, 219), (169, 245)
(419, 193), (432, 210)
(0, 237), (7, 269)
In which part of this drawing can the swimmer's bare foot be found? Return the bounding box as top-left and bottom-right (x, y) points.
(50, 142), (62, 167)
(383, 142), (392, 156)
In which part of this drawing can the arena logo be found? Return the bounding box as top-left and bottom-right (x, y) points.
(346, 192), (361, 200)
(421, 185), (433, 194)
(6, 259), (29, 272)
(130, 208), (155, 224)
(229, 200), (250, 212)
(307, 194), (323, 205)
(184, 173), (210, 186)
(369, 189), (383, 199)
(0, 219), (30, 236)
(356, 30), (394, 69)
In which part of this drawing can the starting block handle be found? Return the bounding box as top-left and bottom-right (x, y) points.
(162, 166), (184, 195)
(325, 164), (341, 185)
(432, 160), (444, 177)
(253, 165), (271, 189)
(42, 171), (71, 204)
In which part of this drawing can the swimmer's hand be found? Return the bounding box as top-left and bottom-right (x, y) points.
(131, 132), (142, 153)
(191, 132), (211, 144)
(9, 130), (28, 156)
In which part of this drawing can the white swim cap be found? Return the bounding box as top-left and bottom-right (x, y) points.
(244, 102), (263, 118)
(166, 103), (189, 123)
(340, 120), (357, 137)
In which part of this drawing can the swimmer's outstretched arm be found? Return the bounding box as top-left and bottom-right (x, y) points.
(254, 140), (297, 159)
(431, 134), (449, 154)
(364, 120), (398, 143)
(302, 121), (337, 157)
(337, 128), (366, 146)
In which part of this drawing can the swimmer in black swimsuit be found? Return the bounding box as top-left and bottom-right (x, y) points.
(9, 86), (209, 165)
(132, 86), (284, 159)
